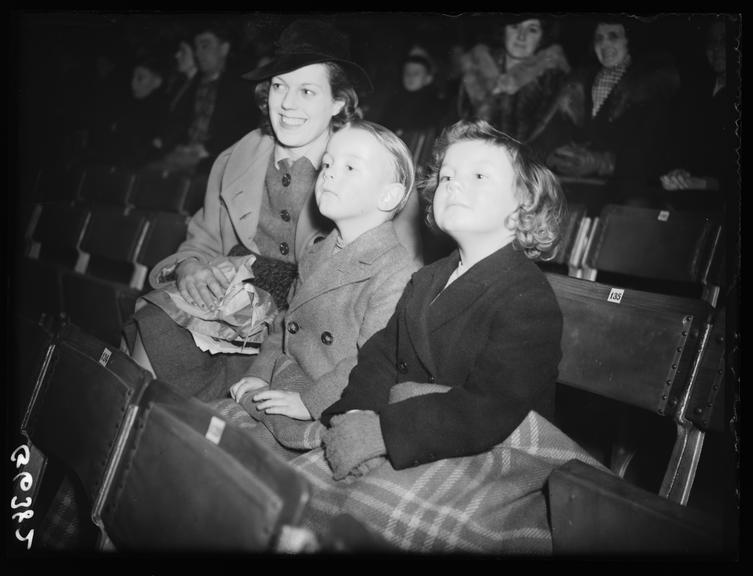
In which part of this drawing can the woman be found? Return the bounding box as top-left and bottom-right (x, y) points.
(124, 19), (373, 401)
(539, 17), (680, 204)
(459, 15), (570, 144)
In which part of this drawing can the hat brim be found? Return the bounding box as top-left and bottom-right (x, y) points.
(241, 52), (373, 94)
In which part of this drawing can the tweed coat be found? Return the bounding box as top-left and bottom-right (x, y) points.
(245, 221), (421, 418)
(322, 243), (563, 470)
(148, 129), (329, 289)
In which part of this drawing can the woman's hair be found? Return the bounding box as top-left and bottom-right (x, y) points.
(254, 61), (361, 136)
(420, 119), (564, 260)
(495, 14), (561, 53)
(342, 119), (416, 216)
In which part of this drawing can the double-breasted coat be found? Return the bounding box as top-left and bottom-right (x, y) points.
(246, 221), (421, 418)
(322, 243), (563, 470)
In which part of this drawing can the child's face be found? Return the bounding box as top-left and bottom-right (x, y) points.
(315, 127), (396, 223)
(402, 62), (432, 92)
(131, 66), (162, 100)
(269, 63), (345, 152)
(433, 140), (519, 240)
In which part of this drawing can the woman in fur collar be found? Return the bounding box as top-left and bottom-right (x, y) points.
(459, 15), (570, 144)
(537, 18), (680, 202)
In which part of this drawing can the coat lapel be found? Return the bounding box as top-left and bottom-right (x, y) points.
(220, 133), (275, 250)
(428, 244), (525, 334)
(404, 253), (457, 375)
(287, 222), (402, 313)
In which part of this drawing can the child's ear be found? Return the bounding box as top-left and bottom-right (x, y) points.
(377, 183), (406, 212)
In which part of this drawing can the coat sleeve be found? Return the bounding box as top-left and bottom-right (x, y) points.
(147, 147), (232, 288)
(241, 307), (287, 384)
(380, 283), (563, 470)
(301, 256), (418, 419)
(319, 277), (415, 425)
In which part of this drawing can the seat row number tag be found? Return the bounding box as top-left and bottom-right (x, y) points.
(206, 416), (226, 445)
(99, 348), (112, 367)
(607, 288), (624, 304)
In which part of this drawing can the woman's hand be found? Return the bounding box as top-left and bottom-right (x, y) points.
(252, 390), (312, 420)
(229, 376), (269, 402)
(176, 258), (231, 310)
(548, 144), (614, 177)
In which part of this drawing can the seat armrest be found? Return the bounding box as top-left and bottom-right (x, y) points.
(548, 459), (721, 556)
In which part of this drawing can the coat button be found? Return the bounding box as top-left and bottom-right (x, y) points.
(428, 375), (435, 383)
(321, 331), (333, 345)
(287, 321), (299, 334)
(398, 360), (408, 374)
(282, 173), (291, 187)
(280, 209), (291, 222)
(279, 242), (289, 256)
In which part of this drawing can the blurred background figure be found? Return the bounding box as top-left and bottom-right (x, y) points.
(156, 20), (259, 174)
(536, 17), (680, 206)
(102, 52), (169, 168)
(659, 18), (736, 205)
(378, 54), (443, 136)
(458, 14), (570, 145)
(166, 39), (198, 115)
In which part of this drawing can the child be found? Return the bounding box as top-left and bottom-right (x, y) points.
(380, 55), (443, 136)
(224, 120), (421, 453)
(320, 118), (565, 480)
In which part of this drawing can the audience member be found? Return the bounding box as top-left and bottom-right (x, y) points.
(459, 15), (570, 144)
(537, 17), (680, 205)
(123, 19), (375, 401)
(105, 53), (169, 168)
(379, 54), (444, 135)
(158, 21), (260, 174)
(659, 18), (737, 207)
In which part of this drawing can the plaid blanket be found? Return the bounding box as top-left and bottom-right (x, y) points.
(289, 411), (606, 554)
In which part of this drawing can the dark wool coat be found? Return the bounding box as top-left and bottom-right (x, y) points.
(322, 243), (563, 470)
(532, 55), (681, 186)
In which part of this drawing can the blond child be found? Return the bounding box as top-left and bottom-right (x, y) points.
(224, 120), (421, 452)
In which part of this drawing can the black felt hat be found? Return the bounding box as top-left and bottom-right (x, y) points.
(242, 19), (373, 94)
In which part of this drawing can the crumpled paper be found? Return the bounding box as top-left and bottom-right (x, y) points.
(142, 254), (278, 354)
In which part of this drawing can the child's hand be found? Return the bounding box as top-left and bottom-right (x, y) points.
(230, 376), (269, 402)
(252, 390), (312, 421)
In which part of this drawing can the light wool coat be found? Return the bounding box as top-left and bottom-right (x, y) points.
(245, 221), (421, 418)
(148, 129), (327, 288)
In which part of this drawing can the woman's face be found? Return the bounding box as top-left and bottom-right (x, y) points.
(268, 63), (345, 151)
(175, 41), (195, 75)
(594, 23), (630, 69)
(504, 19), (543, 60)
(433, 140), (519, 240)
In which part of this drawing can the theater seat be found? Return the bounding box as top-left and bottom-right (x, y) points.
(24, 323), (152, 541)
(60, 209), (149, 346)
(101, 380), (311, 552)
(580, 204), (723, 304)
(130, 169), (192, 215)
(78, 164), (136, 208)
